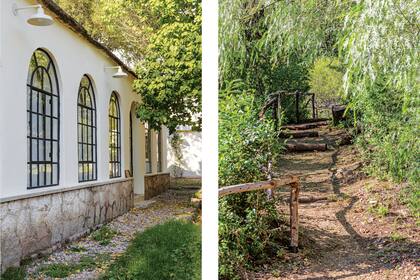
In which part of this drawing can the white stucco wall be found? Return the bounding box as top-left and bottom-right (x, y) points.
(0, 0), (168, 198)
(167, 129), (202, 178)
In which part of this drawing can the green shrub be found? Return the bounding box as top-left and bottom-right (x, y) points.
(219, 80), (283, 187)
(219, 80), (285, 279)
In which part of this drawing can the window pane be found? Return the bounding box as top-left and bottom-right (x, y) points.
(52, 96), (58, 117)
(39, 164), (45, 186)
(31, 165), (38, 187)
(45, 140), (52, 161)
(52, 164), (58, 184)
(53, 141), (58, 162)
(31, 139), (38, 161)
(53, 119), (58, 139)
(45, 117), (51, 139)
(45, 164), (52, 185)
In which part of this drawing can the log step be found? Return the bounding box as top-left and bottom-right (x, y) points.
(282, 121), (329, 130)
(285, 142), (327, 152)
(279, 130), (319, 139)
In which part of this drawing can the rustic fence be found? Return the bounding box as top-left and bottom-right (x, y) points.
(219, 176), (300, 252)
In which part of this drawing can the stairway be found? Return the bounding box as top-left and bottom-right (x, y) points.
(280, 120), (352, 152)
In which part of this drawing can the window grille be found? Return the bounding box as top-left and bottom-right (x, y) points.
(27, 49), (60, 188)
(109, 92), (121, 178)
(77, 75), (97, 182)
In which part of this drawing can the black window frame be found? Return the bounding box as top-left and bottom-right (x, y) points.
(109, 92), (121, 178)
(27, 49), (60, 189)
(77, 75), (97, 182)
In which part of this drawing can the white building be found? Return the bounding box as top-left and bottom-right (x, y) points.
(167, 126), (202, 178)
(0, 0), (171, 271)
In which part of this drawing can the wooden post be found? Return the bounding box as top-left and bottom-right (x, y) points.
(312, 93), (316, 120)
(289, 179), (300, 252)
(272, 97), (278, 131)
(295, 91), (300, 123)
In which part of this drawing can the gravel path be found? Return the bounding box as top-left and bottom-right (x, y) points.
(24, 188), (197, 280)
(251, 124), (420, 280)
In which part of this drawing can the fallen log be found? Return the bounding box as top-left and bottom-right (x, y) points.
(285, 142), (327, 152)
(279, 130), (319, 139)
(282, 121), (329, 130)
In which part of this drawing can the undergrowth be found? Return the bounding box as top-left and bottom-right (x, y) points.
(1, 266), (26, 280)
(37, 254), (111, 278)
(219, 81), (285, 279)
(91, 225), (118, 245)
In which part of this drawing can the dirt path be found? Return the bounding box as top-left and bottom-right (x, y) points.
(22, 187), (198, 280)
(252, 122), (419, 280)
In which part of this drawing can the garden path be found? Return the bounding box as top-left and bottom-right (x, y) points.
(252, 122), (419, 280)
(22, 186), (198, 280)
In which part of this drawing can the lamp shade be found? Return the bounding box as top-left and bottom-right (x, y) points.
(27, 7), (53, 26)
(112, 66), (128, 78)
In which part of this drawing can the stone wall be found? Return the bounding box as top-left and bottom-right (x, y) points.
(144, 173), (170, 200)
(0, 179), (133, 272)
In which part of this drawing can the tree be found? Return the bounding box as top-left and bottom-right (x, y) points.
(133, 0), (202, 134)
(53, 0), (149, 64)
(53, 0), (201, 133)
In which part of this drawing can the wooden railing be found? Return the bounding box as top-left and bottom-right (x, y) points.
(219, 176), (300, 252)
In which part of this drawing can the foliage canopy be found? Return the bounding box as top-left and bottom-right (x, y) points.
(134, 0), (202, 133)
(54, 0), (202, 133)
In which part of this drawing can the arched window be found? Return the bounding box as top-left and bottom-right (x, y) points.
(77, 75), (97, 182)
(27, 49), (60, 188)
(157, 129), (163, 172)
(109, 92), (121, 178)
(145, 123), (152, 173)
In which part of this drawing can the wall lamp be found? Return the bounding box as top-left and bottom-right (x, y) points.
(12, 4), (54, 26)
(104, 66), (128, 78)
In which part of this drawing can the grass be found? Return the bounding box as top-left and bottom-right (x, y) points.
(100, 219), (201, 280)
(399, 184), (420, 219)
(38, 255), (96, 278)
(69, 244), (87, 252)
(390, 231), (406, 242)
(368, 203), (390, 217)
(1, 266), (26, 280)
(91, 226), (118, 245)
(37, 253), (112, 278)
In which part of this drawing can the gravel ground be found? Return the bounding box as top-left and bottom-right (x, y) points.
(24, 189), (197, 280)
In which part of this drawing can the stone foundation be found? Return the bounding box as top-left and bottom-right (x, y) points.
(0, 179), (133, 272)
(144, 173), (170, 200)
